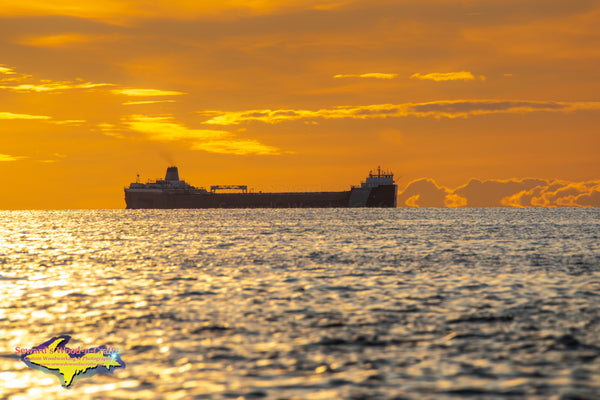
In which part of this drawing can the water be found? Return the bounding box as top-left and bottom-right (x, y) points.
(1, 208), (599, 399)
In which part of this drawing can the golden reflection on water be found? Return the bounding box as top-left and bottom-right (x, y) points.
(1, 209), (599, 399)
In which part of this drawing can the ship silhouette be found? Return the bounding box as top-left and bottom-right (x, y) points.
(125, 166), (397, 208)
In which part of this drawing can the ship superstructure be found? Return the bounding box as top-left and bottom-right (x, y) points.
(361, 166), (395, 188)
(126, 166), (206, 192)
(125, 166), (397, 209)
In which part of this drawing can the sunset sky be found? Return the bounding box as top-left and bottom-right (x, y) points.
(1, 0), (599, 209)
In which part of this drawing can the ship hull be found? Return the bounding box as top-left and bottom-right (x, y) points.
(125, 185), (397, 209)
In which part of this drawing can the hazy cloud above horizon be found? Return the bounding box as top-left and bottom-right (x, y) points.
(410, 72), (481, 81)
(202, 100), (600, 125)
(334, 73), (399, 79)
(0, 153), (27, 162)
(0, 64), (185, 97)
(398, 178), (600, 208)
(124, 115), (283, 155)
(0, 111), (51, 120)
(112, 88), (186, 97)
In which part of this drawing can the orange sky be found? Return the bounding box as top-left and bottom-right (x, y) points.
(0, 0), (599, 208)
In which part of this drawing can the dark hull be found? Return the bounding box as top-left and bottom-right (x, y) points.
(125, 185), (397, 209)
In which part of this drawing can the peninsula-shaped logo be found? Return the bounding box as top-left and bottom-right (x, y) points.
(18, 335), (125, 388)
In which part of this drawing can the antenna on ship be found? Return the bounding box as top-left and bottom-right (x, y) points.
(136, 174), (140, 183)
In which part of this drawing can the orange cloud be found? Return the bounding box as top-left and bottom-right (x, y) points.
(503, 181), (600, 207)
(123, 100), (177, 105)
(454, 178), (548, 207)
(334, 73), (398, 79)
(410, 71), (479, 81)
(50, 119), (86, 126)
(0, 65), (34, 83)
(445, 193), (467, 208)
(0, 153), (27, 162)
(112, 88), (186, 97)
(0, 82), (112, 93)
(0, 65), (16, 75)
(398, 178), (600, 208)
(19, 33), (114, 48)
(0, 65), (184, 100)
(0, 66), (114, 93)
(124, 114), (282, 155)
(569, 188), (600, 207)
(0, 111), (51, 120)
(0, 0), (348, 23)
(397, 178), (451, 207)
(404, 194), (420, 207)
(397, 179), (467, 208)
(126, 115), (225, 141)
(202, 100), (600, 125)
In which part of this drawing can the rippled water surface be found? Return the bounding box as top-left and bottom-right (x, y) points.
(1, 208), (600, 399)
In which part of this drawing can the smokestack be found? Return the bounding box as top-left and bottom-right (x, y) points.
(165, 166), (179, 181)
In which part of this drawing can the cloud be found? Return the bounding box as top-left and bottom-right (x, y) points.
(201, 100), (600, 125)
(398, 178), (600, 207)
(0, 69), (31, 83)
(19, 33), (115, 48)
(0, 0), (349, 23)
(125, 115), (282, 155)
(334, 73), (398, 79)
(190, 140), (281, 155)
(50, 119), (86, 126)
(410, 71), (479, 81)
(96, 123), (129, 139)
(112, 88), (186, 97)
(0, 65), (16, 75)
(571, 189), (600, 207)
(454, 178), (548, 207)
(126, 115), (225, 141)
(502, 181), (600, 207)
(0, 154), (27, 162)
(0, 111), (51, 120)
(0, 82), (112, 93)
(0, 65), (113, 93)
(123, 100), (177, 105)
(0, 111), (81, 125)
(445, 193), (467, 208)
(0, 65), (182, 100)
(397, 178), (452, 207)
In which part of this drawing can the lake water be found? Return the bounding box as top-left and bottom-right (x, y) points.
(1, 208), (599, 399)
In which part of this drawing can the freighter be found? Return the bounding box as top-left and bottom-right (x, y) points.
(124, 166), (397, 209)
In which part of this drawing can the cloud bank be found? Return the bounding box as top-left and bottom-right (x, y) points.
(334, 73), (398, 79)
(112, 88), (186, 97)
(0, 153), (27, 162)
(0, 0), (348, 22)
(0, 64), (183, 97)
(411, 71), (481, 81)
(0, 65), (16, 75)
(398, 178), (600, 207)
(0, 111), (51, 120)
(201, 100), (600, 125)
(124, 115), (282, 155)
(0, 82), (112, 93)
